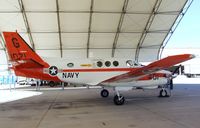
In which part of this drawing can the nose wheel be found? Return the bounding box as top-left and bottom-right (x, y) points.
(100, 89), (109, 98)
(159, 89), (170, 97)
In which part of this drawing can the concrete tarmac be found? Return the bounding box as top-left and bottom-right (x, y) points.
(0, 84), (200, 128)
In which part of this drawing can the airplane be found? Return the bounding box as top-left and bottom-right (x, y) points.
(2, 32), (195, 105)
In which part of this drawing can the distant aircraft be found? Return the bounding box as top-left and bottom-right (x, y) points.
(2, 32), (195, 105)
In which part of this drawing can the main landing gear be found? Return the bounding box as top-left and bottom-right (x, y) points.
(100, 79), (173, 105)
(100, 88), (125, 105)
(113, 91), (125, 105)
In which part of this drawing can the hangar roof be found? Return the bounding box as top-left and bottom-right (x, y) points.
(0, 0), (193, 63)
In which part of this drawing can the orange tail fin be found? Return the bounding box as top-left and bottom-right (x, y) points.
(3, 32), (48, 68)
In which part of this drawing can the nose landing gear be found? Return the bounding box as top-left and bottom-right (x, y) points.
(159, 89), (170, 97)
(159, 78), (173, 97)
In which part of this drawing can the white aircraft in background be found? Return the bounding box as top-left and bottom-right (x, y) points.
(2, 32), (195, 105)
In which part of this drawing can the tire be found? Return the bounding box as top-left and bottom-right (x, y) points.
(101, 89), (109, 98)
(49, 81), (55, 87)
(113, 95), (125, 105)
(159, 89), (168, 97)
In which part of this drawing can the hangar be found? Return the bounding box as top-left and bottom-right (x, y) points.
(1, 0), (199, 128)
(0, 0), (192, 64)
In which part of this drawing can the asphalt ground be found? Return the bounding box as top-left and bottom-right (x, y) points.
(0, 84), (200, 128)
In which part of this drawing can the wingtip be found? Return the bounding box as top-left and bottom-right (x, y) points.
(190, 54), (196, 59)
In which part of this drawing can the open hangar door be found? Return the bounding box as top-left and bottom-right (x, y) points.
(0, 0), (193, 65)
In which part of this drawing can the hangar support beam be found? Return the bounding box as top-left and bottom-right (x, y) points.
(86, 0), (94, 58)
(56, 0), (63, 58)
(18, 0), (35, 50)
(0, 11), (183, 15)
(135, 0), (162, 62)
(17, 31), (168, 34)
(112, 0), (129, 57)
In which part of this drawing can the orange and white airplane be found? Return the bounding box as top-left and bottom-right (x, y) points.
(2, 32), (195, 105)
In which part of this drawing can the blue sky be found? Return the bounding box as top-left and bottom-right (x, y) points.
(165, 0), (200, 48)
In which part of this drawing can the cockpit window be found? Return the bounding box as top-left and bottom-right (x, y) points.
(126, 60), (133, 67)
(133, 61), (139, 66)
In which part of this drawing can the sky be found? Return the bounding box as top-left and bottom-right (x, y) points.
(165, 0), (200, 49)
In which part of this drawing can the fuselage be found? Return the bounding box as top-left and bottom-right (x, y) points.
(12, 57), (171, 87)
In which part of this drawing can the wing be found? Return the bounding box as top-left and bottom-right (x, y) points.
(103, 54), (195, 83)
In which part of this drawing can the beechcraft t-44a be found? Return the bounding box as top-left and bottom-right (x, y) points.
(2, 32), (195, 105)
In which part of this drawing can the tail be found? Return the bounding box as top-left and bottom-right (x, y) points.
(3, 32), (49, 68)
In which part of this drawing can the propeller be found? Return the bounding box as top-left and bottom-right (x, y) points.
(169, 78), (173, 90)
(172, 64), (182, 76)
(169, 65), (182, 90)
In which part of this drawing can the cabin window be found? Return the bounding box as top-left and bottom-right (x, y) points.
(67, 63), (74, 68)
(105, 61), (111, 67)
(126, 60), (133, 67)
(113, 61), (119, 67)
(97, 61), (103, 67)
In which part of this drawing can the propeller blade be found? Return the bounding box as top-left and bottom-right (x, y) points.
(169, 79), (173, 90)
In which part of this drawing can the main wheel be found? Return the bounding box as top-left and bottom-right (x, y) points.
(159, 89), (168, 97)
(113, 95), (125, 105)
(49, 81), (55, 87)
(101, 89), (109, 98)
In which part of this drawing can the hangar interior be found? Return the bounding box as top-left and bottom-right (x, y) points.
(1, 1), (200, 128)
